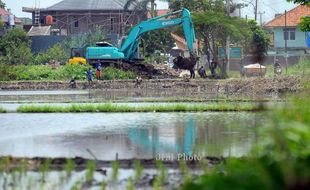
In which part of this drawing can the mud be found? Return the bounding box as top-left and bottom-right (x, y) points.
(0, 156), (223, 171)
(0, 77), (302, 98)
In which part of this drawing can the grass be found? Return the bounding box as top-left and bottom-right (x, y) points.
(228, 58), (310, 79)
(0, 107), (6, 113)
(16, 103), (262, 113)
(0, 64), (136, 81)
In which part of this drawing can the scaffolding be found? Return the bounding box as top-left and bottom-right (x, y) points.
(34, 0), (40, 26)
(28, 0), (146, 36)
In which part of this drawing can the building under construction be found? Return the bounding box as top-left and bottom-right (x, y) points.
(22, 0), (144, 36)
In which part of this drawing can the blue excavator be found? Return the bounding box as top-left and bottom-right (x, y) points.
(86, 8), (196, 65)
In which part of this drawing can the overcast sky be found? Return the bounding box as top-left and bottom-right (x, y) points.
(4, 0), (297, 23)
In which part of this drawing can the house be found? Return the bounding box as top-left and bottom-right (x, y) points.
(0, 8), (22, 27)
(264, 5), (310, 55)
(22, 0), (144, 36)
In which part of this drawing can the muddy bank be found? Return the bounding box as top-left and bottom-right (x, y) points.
(0, 77), (302, 98)
(0, 156), (223, 170)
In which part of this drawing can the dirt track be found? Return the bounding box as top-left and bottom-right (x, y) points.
(0, 76), (303, 98)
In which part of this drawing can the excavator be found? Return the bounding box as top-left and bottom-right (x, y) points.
(86, 8), (196, 65)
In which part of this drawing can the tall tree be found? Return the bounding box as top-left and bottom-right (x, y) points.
(170, 0), (252, 78)
(0, 0), (5, 9)
(0, 28), (32, 64)
(248, 20), (270, 64)
(287, 0), (310, 5)
(141, 30), (175, 56)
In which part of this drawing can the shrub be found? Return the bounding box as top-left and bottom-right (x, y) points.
(33, 44), (69, 64)
(0, 28), (32, 64)
(102, 66), (136, 80)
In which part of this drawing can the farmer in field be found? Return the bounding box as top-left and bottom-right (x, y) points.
(209, 58), (217, 78)
(198, 66), (207, 78)
(69, 77), (77, 88)
(135, 75), (143, 88)
(96, 64), (102, 80)
(87, 68), (93, 83)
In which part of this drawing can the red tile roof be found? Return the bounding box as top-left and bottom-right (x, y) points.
(0, 8), (22, 24)
(264, 5), (310, 28)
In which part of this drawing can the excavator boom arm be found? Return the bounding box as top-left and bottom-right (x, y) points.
(120, 8), (196, 61)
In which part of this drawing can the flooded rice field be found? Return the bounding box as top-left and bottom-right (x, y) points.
(0, 89), (253, 103)
(0, 90), (265, 189)
(0, 112), (261, 159)
(0, 90), (264, 159)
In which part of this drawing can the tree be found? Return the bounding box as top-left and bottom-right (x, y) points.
(287, 0), (310, 31)
(141, 30), (175, 56)
(62, 26), (106, 50)
(170, 0), (252, 78)
(124, 0), (169, 17)
(287, 0), (310, 5)
(248, 20), (270, 64)
(0, 0), (5, 9)
(0, 28), (32, 64)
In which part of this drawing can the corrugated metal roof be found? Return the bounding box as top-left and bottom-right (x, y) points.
(28, 26), (51, 36)
(46, 0), (133, 11)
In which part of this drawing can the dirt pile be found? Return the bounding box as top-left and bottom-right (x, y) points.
(223, 76), (301, 97)
(121, 62), (179, 78)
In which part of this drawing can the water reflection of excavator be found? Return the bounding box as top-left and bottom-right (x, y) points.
(86, 8), (196, 65)
(127, 118), (197, 157)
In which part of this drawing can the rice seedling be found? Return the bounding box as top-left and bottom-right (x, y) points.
(85, 160), (96, 182)
(126, 177), (135, 190)
(17, 102), (262, 113)
(101, 180), (107, 190)
(179, 160), (191, 182)
(111, 160), (119, 183)
(154, 160), (167, 189)
(64, 159), (75, 177)
(0, 157), (10, 172)
(134, 160), (144, 183)
(39, 159), (51, 182)
(0, 107), (6, 113)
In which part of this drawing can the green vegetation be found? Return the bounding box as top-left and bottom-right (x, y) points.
(0, 64), (88, 81)
(141, 30), (175, 57)
(181, 94), (310, 190)
(0, 107), (6, 113)
(33, 44), (69, 65)
(228, 58), (310, 79)
(0, 28), (32, 65)
(85, 160), (96, 182)
(266, 58), (310, 77)
(170, 0), (270, 78)
(288, 0), (310, 31)
(0, 64), (136, 81)
(102, 67), (136, 80)
(16, 102), (261, 113)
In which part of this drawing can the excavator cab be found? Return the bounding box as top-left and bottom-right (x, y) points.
(68, 48), (87, 64)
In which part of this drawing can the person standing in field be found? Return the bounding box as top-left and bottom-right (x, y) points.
(87, 68), (93, 84)
(96, 64), (102, 80)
